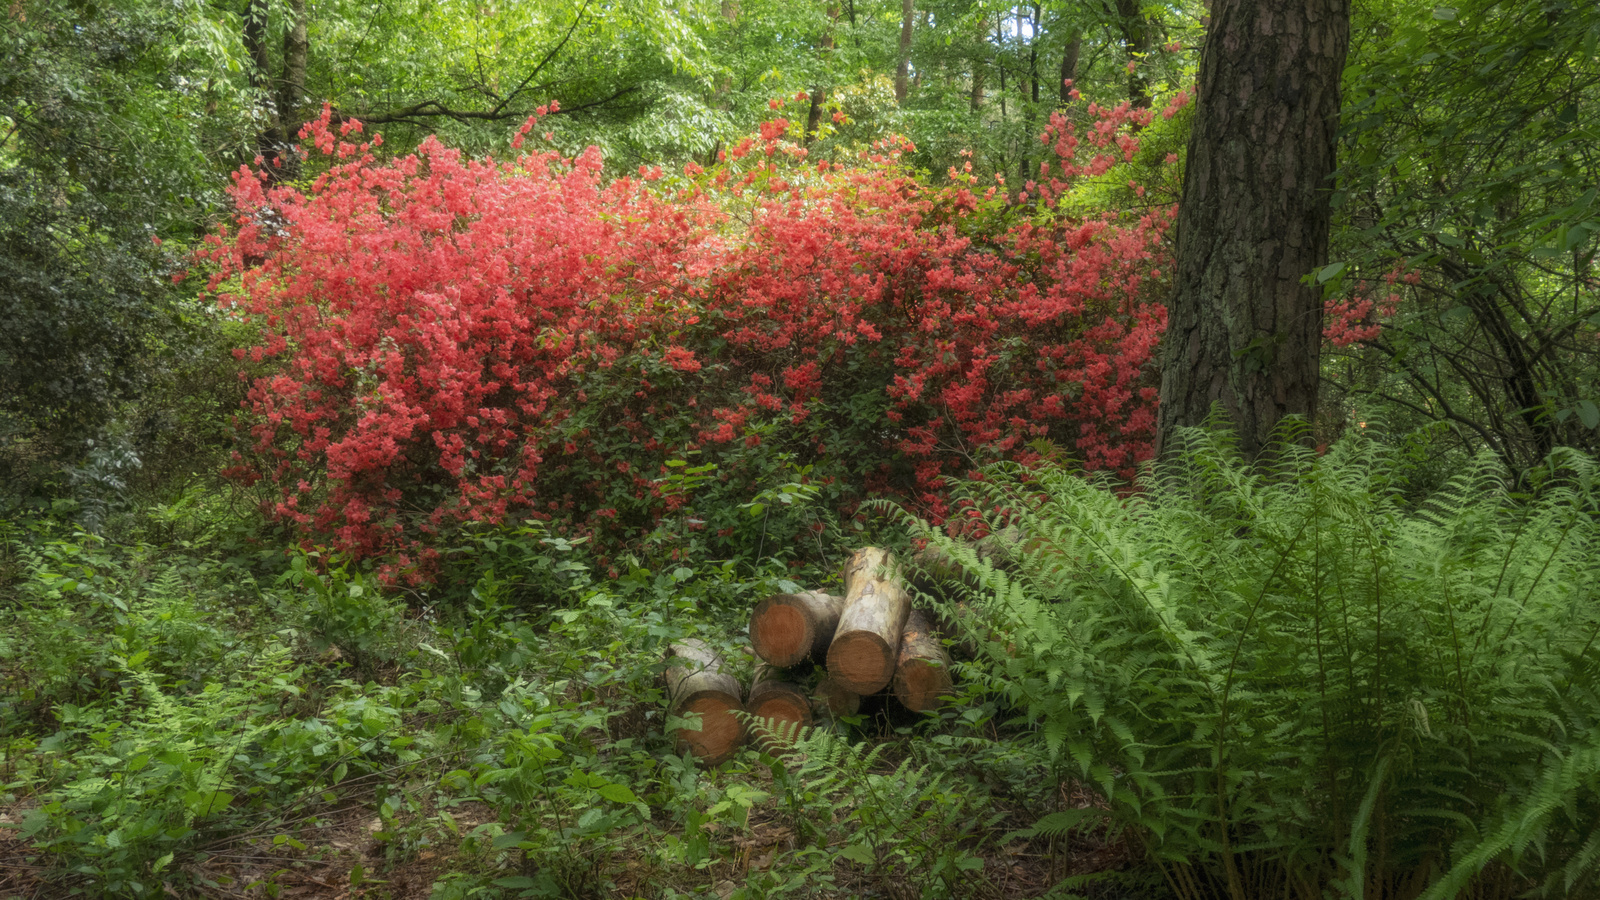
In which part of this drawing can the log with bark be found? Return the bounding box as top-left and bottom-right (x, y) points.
(909, 525), (1028, 592)
(665, 639), (745, 766)
(811, 672), (862, 721)
(825, 547), (912, 695)
(893, 608), (954, 712)
(746, 663), (813, 749)
(749, 591), (846, 667)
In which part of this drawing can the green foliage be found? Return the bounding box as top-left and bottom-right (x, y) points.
(771, 729), (999, 898)
(907, 423), (1600, 899)
(1328, 0), (1600, 468)
(0, 0), (255, 510)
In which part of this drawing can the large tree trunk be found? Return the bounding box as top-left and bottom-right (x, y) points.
(242, 0), (283, 168)
(894, 0), (913, 104)
(1156, 0), (1350, 460)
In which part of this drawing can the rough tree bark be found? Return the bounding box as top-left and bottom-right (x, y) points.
(1156, 0), (1350, 460)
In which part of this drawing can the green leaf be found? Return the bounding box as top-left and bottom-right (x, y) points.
(839, 842), (876, 865)
(491, 830), (528, 850)
(595, 782), (638, 804)
(1317, 261), (1346, 283)
(1432, 7), (1457, 20)
(1034, 808), (1102, 835)
(186, 791), (234, 817)
(1578, 400), (1600, 431)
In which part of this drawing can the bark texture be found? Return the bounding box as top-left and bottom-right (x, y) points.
(894, 0), (914, 104)
(826, 547), (911, 694)
(1058, 31), (1082, 105)
(1112, 0), (1154, 111)
(892, 609), (953, 712)
(1157, 0), (1350, 460)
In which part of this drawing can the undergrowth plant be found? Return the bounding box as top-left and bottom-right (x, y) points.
(906, 423), (1600, 900)
(772, 727), (999, 899)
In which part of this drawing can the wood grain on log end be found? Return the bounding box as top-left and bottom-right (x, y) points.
(666, 639), (745, 766)
(748, 666), (813, 750)
(749, 591), (845, 667)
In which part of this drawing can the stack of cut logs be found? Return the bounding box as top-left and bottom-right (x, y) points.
(664, 547), (954, 765)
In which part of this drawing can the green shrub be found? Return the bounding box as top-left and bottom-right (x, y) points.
(908, 425), (1600, 899)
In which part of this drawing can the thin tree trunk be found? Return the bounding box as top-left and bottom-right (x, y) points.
(1029, 3), (1041, 104)
(969, 16), (989, 111)
(242, 0), (283, 167)
(1113, 0), (1154, 111)
(276, 0), (308, 176)
(1059, 31), (1082, 104)
(895, 0), (914, 104)
(1157, 0), (1351, 460)
(997, 18), (1007, 119)
(807, 2), (838, 144)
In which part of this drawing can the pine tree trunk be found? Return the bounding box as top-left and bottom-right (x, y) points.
(1157, 0), (1350, 460)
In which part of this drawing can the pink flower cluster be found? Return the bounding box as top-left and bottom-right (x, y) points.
(205, 100), (1177, 577)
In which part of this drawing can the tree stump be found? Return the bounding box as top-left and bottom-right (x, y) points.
(665, 639), (745, 766)
(749, 591), (846, 667)
(825, 547), (912, 694)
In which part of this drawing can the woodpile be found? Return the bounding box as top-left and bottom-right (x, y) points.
(666, 547), (967, 766)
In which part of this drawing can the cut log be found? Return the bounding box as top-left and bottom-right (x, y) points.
(893, 608), (954, 712)
(665, 639), (745, 766)
(910, 525), (1028, 592)
(811, 672), (862, 720)
(825, 547), (912, 694)
(749, 591), (846, 667)
(747, 664), (812, 749)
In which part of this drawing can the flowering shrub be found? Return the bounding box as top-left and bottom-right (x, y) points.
(1324, 260), (1418, 347)
(203, 98), (1177, 578)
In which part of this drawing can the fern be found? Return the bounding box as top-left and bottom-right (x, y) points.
(901, 424), (1600, 900)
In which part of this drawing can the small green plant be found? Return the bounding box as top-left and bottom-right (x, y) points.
(773, 728), (997, 899)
